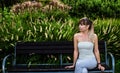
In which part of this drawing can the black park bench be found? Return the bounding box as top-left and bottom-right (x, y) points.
(2, 41), (115, 73)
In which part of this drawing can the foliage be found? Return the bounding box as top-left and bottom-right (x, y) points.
(61, 0), (120, 18)
(94, 18), (120, 60)
(116, 59), (120, 73)
(1, 7), (120, 63)
(0, 0), (120, 72)
(0, 7), (76, 47)
(1, 0), (120, 18)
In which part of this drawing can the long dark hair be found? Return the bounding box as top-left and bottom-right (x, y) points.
(79, 17), (95, 42)
(78, 17), (93, 30)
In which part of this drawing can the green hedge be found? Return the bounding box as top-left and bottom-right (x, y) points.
(62, 0), (120, 18)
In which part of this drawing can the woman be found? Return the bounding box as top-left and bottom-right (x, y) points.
(65, 17), (105, 73)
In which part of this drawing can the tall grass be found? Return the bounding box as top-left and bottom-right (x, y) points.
(1, 10), (120, 72)
(94, 18), (120, 59)
(1, 8), (120, 59)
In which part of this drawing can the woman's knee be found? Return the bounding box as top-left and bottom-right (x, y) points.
(82, 68), (88, 73)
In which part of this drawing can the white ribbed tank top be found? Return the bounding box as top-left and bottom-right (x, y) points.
(78, 42), (95, 59)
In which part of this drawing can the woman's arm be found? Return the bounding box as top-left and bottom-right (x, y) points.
(65, 34), (79, 68)
(94, 34), (105, 71)
(73, 34), (79, 66)
(94, 34), (100, 64)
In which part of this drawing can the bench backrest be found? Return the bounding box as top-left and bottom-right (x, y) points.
(98, 40), (107, 64)
(14, 41), (107, 65)
(15, 41), (74, 54)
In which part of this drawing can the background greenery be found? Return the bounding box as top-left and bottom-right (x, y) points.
(0, 0), (120, 72)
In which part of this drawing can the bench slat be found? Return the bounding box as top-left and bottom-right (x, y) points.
(7, 64), (111, 72)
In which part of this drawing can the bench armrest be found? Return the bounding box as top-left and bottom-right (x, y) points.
(2, 54), (13, 73)
(107, 52), (115, 73)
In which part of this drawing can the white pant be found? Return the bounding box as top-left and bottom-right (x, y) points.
(74, 57), (97, 73)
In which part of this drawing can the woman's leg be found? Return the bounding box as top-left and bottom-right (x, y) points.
(74, 57), (97, 73)
(82, 68), (88, 73)
(75, 67), (88, 73)
(86, 57), (97, 69)
(74, 59), (88, 73)
(74, 66), (88, 73)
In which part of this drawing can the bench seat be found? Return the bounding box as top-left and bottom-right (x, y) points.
(7, 63), (112, 72)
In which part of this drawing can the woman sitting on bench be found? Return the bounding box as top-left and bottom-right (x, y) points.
(65, 17), (105, 73)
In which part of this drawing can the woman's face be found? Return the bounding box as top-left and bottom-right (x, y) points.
(79, 24), (89, 32)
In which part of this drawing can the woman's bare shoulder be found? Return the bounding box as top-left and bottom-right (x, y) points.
(74, 33), (81, 38)
(93, 33), (98, 38)
(93, 33), (98, 42)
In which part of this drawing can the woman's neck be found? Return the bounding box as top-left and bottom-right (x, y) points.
(80, 30), (89, 36)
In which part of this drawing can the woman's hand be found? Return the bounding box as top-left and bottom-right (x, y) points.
(98, 64), (105, 71)
(65, 65), (74, 69)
